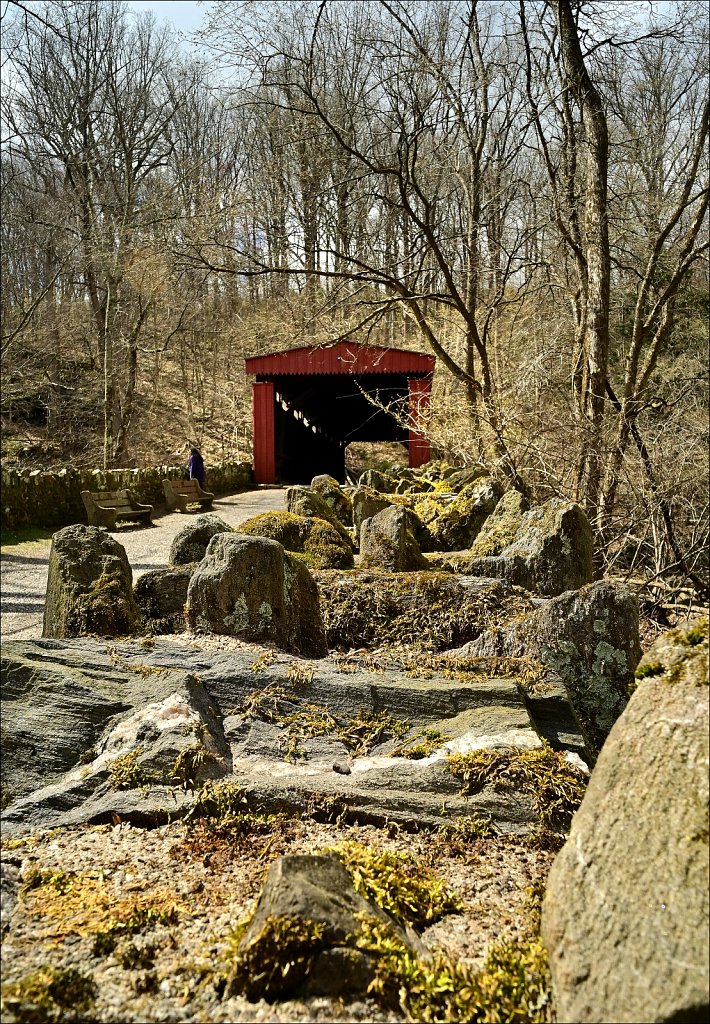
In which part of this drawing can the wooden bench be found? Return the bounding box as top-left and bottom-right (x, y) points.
(81, 489), (153, 530)
(162, 478), (215, 513)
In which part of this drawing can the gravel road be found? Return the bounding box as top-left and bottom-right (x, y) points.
(0, 487), (286, 641)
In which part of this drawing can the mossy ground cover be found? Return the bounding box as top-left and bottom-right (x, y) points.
(314, 570), (533, 652)
(2, 799), (559, 1023)
(1, 966), (97, 1023)
(448, 747), (587, 831)
(220, 835), (553, 1020)
(331, 648), (549, 692)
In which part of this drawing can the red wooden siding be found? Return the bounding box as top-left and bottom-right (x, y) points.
(408, 377), (432, 467)
(245, 341), (434, 378)
(252, 381), (276, 484)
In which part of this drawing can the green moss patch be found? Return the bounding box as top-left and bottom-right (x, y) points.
(107, 749), (148, 790)
(227, 914), (328, 1001)
(92, 903), (179, 956)
(239, 510), (354, 569)
(1, 966), (97, 1023)
(314, 570), (533, 652)
(326, 841), (461, 930)
(357, 915), (551, 1023)
(393, 728), (451, 759)
(449, 747), (587, 831)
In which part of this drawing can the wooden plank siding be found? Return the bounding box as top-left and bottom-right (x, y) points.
(245, 341), (435, 378)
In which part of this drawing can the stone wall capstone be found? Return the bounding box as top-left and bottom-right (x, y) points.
(1, 461), (253, 532)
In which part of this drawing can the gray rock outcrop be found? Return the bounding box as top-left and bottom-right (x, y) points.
(359, 505), (428, 572)
(461, 581), (641, 760)
(541, 620), (709, 1023)
(285, 486), (354, 549)
(352, 486), (394, 537)
(228, 854), (423, 1000)
(133, 565), (194, 633)
(1, 635), (577, 836)
(42, 524), (140, 638)
(0, 640), (229, 834)
(168, 513), (233, 566)
(434, 498), (594, 596)
(185, 533), (327, 657)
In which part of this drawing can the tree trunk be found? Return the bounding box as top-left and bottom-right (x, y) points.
(556, 0), (610, 519)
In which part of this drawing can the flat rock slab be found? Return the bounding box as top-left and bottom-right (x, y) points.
(2, 638), (551, 835)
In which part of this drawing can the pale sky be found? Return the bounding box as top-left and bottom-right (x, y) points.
(124, 0), (208, 37)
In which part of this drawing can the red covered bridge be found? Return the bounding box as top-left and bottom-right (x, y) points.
(245, 342), (435, 484)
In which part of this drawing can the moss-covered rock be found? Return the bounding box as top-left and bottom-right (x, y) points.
(464, 581), (641, 761)
(633, 616), (708, 689)
(351, 486), (395, 537)
(42, 525), (140, 638)
(440, 498), (594, 596)
(186, 533), (327, 656)
(133, 565), (195, 634)
(359, 505), (428, 572)
(225, 853), (424, 1001)
(313, 569), (534, 652)
(168, 513), (233, 566)
(310, 475), (353, 528)
(238, 511), (354, 570)
(469, 489), (530, 557)
(411, 477), (502, 551)
(285, 486), (354, 551)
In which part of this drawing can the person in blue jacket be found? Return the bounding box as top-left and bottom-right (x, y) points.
(187, 444), (206, 487)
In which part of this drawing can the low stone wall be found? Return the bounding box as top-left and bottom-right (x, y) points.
(0, 461), (254, 532)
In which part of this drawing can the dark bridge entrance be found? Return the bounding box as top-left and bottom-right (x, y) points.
(245, 343), (435, 484)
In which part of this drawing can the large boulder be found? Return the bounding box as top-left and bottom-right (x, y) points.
(461, 581), (641, 761)
(437, 498), (594, 596)
(357, 468), (397, 493)
(168, 513), (233, 566)
(1, 636), (566, 835)
(314, 569), (534, 652)
(360, 505), (428, 572)
(238, 511), (354, 570)
(285, 486), (354, 550)
(541, 618), (709, 1023)
(469, 489), (529, 557)
(352, 486), (395, 537)
(413, 477), (503, 551)
(133, 565), (194, 634)
(185, 533), (327, 657)
(227, 854), (423, 1001)
(0, 639), (229, 834)
(310, 474), (354, 527)
(42, 525), (140, 638)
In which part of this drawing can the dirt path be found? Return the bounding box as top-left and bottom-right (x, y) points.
(0, 488), (286, 641)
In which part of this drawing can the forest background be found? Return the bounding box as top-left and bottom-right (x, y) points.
(1, 0), (708, 603)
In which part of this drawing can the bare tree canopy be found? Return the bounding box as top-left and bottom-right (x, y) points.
(2, 0), (708, 597)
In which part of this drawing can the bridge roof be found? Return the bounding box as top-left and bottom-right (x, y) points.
(245, 341), (435, 377)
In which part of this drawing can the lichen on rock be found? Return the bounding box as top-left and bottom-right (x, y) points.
(42, 524), (140, 639)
